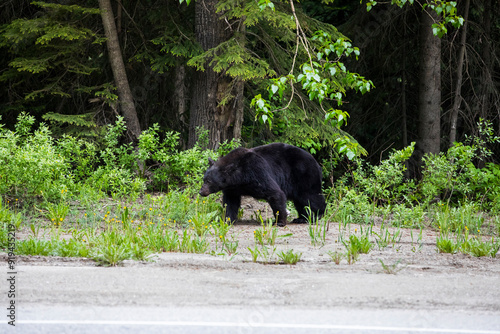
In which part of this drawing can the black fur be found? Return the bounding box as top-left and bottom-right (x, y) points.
(199, 143), (326, 226)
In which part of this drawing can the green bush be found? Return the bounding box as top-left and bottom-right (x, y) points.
(100, 116), (136, 170)
(0, 113), (73, 201)
(86, 167), (145, 199)
(329, 187), (372, 224)
(0, 114), (240, 202)
(420, 120), (500, 209)
(333, 127), (500, 217)
(57, 135), (98, 180)
(146, 127), (238, 190)
(351, 143), (415, 206)
(421, 144), (500, 209)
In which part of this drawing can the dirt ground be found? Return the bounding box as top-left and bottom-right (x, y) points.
(9, 197), (500, 277)
(10, 222), (500, 277)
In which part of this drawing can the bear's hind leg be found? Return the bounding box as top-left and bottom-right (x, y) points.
(292, 194), (326, 224)
(312, 194), (327, 220)
(291, 200), (309, 224)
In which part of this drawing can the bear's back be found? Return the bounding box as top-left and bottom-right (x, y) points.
(251, 143), (322, 194)
(251, 143), (317, 170)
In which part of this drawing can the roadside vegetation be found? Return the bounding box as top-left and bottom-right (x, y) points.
(1, 114), (499, 266)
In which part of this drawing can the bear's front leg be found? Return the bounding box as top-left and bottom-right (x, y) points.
(267, 190), (287, 227)
(222, 191), (241, 224)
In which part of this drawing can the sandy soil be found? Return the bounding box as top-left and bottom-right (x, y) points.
(9, 221), (500, 277)
(8, 197), (500, 277)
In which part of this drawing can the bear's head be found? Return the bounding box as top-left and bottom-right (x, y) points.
(199, 158), (221, 196)
(199, 157), (241, 196)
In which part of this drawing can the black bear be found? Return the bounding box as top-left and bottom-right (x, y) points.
(199, 143), (326, 226)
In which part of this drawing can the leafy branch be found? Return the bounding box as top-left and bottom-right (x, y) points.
(250, 1), (373, 159)
(364, 0), (464, 38)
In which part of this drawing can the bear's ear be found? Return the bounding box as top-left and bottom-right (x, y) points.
(208, 157), (215, 167)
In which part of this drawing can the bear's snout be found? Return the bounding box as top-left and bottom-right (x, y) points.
(199, 184), (210, 197)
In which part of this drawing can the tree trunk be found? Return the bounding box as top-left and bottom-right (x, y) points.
(416, 7), (442, 158)
(116, 0), (122, 35)
(401, 9), (408, 150)
(217, 78), (245, 143)
(480, 0), (492, 121)
(188, 0), (244, 149)
(448, 0), (470, 147)
(232, 79), (244, 141)
(174, 65), (187, 128)
(228, 22), (245, 142)
(98, 0), (141, 142)
(188, 0), (223, 149)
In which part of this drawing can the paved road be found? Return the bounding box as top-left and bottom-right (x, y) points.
(3, 253), (500, 334)
(8, 306), (500, 334)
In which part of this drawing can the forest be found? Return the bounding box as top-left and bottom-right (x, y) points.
(0, 0), (499, 265)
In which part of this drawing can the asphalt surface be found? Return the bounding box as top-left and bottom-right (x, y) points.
(9, 306), (500, 334)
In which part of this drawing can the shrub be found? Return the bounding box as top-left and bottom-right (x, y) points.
(0, 113), (73, 201)
(330, 187), (372, 224)
(420, 120), (500, 209)
(57, 135), (98, 180)
(86, 167), (145, 199)
(100, 116), (136, 170)
(351, 143), (415, 206)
